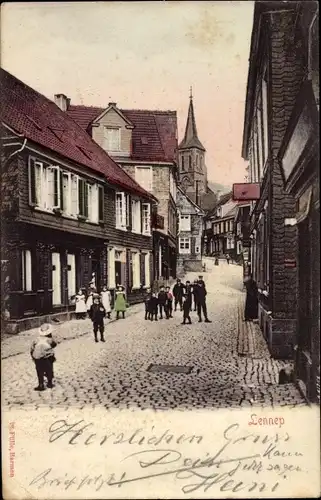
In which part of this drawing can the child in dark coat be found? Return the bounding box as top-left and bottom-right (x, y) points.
(181, 294), (192, 325)
(149, 293), (159, 321)
(144, 289), (152, 320)
(157, 286), (167, 319)
(89, 294), (106, 342)
(165, 286), (173, 318)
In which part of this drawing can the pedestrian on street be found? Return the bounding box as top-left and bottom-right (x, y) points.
(100, 285), (112, 319)
(157, 286), (167, 319)
(195, 281), (212, 323)
(114, 285), (127, 320)
(30, 323), (57, 391)
(173, 278), (185, 311)
(181, 294), (192, 325)
(75, 288), (87, 319)
(198, 275), (206, 289)
(185, 281), (193, 311)
(165, 286), (173, 318)
(144, 289), (152, 320)
(192, 279), (199, 311)
(226, 254), (230, 265)
(149, 292), (159, 321)
(89, 294), (106, 342)
(244, 274), (258, 321)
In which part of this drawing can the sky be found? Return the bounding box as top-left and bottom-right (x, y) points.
(1, 1), (253, 187)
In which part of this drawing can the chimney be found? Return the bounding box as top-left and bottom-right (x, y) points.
(54, 94), (69, 112)
(108, 102), (117, 107)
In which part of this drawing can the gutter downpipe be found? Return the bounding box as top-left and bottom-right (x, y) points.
(3, 138), (28, 168)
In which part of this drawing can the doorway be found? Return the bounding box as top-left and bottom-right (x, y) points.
(91, 258), (101, 292)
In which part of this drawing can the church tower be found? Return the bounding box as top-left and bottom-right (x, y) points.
(178, 89), (207, 206)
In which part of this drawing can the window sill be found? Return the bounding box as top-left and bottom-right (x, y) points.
(31, 206), (100, 225)
(116, 225), (128, 232)
(142, 232), (151, 237)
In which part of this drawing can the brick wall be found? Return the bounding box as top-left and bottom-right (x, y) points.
(269, 9), (306, 320)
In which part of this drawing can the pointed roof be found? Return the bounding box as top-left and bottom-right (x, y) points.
(178, 95), (205, 151)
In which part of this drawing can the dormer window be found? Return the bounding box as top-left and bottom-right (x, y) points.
(103, 126), (121, 153)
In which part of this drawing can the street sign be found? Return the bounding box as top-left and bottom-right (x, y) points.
(233, 183), (260, 201)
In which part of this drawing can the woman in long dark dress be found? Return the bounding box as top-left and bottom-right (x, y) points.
(244, 275), (258, 321)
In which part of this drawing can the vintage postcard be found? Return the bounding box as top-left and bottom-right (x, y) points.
(1, 1), (320, 498)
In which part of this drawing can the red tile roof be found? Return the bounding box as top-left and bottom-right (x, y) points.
(67, 105), (178, 163)
(0, 69), (155, 200)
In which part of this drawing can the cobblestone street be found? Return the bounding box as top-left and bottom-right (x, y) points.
(2, 262), (306, 410)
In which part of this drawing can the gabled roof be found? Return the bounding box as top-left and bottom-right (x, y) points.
(177, 186), (205, 214)
(67, 105), (178, 163)
(205, 191), (233, 219)
(178, 96), (205, 151)
(0, 69), (155, 200)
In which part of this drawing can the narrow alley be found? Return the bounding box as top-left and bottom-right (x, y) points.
(2, 261), (306, 410)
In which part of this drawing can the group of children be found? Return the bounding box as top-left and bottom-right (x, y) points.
(30, 276), (211, 389)
(144, 276), (211, 325)
(75, 284), (128, 342)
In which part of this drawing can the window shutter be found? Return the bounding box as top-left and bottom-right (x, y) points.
(78, 179), (84, 215)
(71, 175), (78, 215)
(98, 186), (104, 222)
(140, 201), (144, 233)
(140, 253), (145, 286)
(59, 170), (64, 211)
(53, 167), (60, 208)
(84, 182), (89, 218)
(127, 194), (132, 229)
(28, 158), (37, 205)
(121, 193), (126, 227)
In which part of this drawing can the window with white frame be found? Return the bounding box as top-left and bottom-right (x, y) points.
(87, 183), (99, 223)
(116, 192), (127, 229)
(142, 203), (151, 235)
(21, 249), (32, 291)
(103, 126), (120, 152)
(229, 220), (233, 232)
(237, 240), (242, 255)
(180, 215), (191, 231)
(179, 237), (190, 254)
(135, 167), (153, 192)
(28, 158), (103, 222)
(132, 252), (140, 288)
(62, 172), (72, 214)
(131, 199), (141, 233)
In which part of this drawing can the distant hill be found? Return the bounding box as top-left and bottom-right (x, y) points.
(208, 181), (230, 195)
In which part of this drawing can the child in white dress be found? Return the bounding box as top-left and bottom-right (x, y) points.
(100, 285), (112, 319)
(75, 288), (87, 319)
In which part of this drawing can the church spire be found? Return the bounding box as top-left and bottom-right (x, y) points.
(179, 90), (205, 151)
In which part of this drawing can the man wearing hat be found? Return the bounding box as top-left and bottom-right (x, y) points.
(30, 323), (57, 391)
